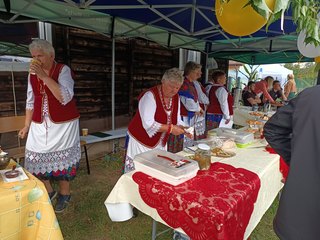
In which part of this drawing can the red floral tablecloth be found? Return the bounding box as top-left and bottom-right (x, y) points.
(133, 162), (261, 240)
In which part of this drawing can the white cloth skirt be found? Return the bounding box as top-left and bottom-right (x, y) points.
(25, 116), (81, 175)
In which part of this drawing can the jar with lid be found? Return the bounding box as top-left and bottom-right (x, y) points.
(194, 143), (211, 170)
(0, 148), (10, 170)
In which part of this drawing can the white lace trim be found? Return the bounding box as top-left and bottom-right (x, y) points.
(43, 95), (49, 116)
(124, 155), (135, 173)
(26, 103), (34, 110)
(24, 143), (81, 174)
(146, 122), (161, 138)
(60, 85), (72, 105)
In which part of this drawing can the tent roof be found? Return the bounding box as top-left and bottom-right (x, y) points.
(0, 0), (314, 64)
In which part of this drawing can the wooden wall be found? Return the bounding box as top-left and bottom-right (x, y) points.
(53, 26), (179, 119)
(0, 71), (27, 117)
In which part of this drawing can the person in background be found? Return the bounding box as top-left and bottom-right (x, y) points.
(123, 68), (189, 173)
(205, 70), (233, 130)
(269, 80), (287, 107)
(254, 76), (275, 104)
(264, 85), (320, 239)
(18, 39), (80, 213)
(284, 73), (297, 100)
(179, 61), (209, 142)
(242, 81), (262, 107)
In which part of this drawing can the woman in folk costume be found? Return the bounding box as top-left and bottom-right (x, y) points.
(179, 61), (209, 143)
(205, 70), (233, 130)
(123, 68), (190, 173)
(19, 39), (80, 213)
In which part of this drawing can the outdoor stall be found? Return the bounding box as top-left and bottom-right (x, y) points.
(105, 136), (284, 240)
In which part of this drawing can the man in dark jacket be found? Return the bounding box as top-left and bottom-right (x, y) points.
(264, 86), (320, 240)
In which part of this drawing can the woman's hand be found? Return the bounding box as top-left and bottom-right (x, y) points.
(195, 108), (204, 116)
(30, 62), (48, 80)
(18, 126), (29, 139)
(171, 125), (185, 136)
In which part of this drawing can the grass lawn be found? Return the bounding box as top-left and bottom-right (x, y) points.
(56, 153), (280, 240)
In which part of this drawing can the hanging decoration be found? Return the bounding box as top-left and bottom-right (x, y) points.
(297, 30), (320, 58)
(215, 0), (275, 37)
(297, 13), (320, 58)
(219, 0), (320, 47)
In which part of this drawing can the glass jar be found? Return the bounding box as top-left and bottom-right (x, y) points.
(194, 143), (211, 170)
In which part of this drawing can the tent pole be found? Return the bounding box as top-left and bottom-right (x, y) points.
(111, 17), (116, 130)
(205, 53), (208, 83)
(11, 60), (17, 116)
(111, 37), (115, 130)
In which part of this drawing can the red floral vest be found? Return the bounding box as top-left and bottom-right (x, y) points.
(207, 85), (234, 115)
(30, 63), (80, 123)
(128, 86), (179, 148)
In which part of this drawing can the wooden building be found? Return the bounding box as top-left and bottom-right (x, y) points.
(0, 25), (228, 151)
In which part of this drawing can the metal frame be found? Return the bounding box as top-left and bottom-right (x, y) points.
(0, 0), (302, 55)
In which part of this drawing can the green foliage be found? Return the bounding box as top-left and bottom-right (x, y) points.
(245, 0), (272, 19)
(220, 0), (320, 46)
(283, 62), (318, 89)
(291, 0), (320, 46)
(239, 64), (260, 81)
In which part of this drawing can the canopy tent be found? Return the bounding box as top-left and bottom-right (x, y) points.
(0, 0), (315, 64)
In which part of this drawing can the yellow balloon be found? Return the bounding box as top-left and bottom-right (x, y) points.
(315, 56), (320, 63)
(215, 0), (275, 37)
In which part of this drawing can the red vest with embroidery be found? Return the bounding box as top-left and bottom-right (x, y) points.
(128, 86), (179, 148)
(30, 63), (80, 123)
(207, 85), (234, 115)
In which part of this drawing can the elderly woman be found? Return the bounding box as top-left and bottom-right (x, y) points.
(284, 73), (297, 100)
(123, 68), (189, 173)
(19, 39), (80, 213)
(179, 61), (209, 142)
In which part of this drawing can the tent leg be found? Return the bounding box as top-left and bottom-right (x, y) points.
(111, 37), (115, 130)
(152, 220), (157, 240)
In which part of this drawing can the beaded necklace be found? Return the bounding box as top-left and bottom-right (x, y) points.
(159, 85), (173, 112)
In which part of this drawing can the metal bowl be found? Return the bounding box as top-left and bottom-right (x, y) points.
(0, 155), (10, 170)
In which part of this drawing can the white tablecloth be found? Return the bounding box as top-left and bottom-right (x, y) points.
(105, 140), (283, 239)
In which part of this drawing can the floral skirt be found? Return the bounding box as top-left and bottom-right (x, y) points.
(34, 162), (79, 181)
(206, 113), (223, 131)
(167, 134), (184, 153)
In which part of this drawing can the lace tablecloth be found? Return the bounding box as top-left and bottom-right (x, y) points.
(105, 140), (283, 239)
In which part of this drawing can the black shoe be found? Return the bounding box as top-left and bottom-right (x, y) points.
(133, 207), (139, 218)
(48, 191), (58, 201)
(55, 194), (71, 213)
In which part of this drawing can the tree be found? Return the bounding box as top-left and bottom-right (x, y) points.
(239, 64), (260, 81)
(283, 62), (318, 89)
